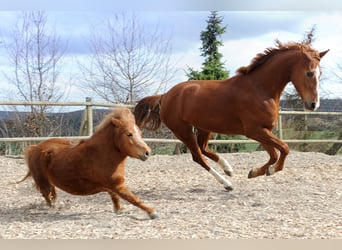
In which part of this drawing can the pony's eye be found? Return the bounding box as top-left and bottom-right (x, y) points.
(127, 132), (133, 137)
(306, 71), (314, 78)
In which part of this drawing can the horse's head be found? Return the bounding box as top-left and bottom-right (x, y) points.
(290, 47), (329, 111)
(111, 109), (151, 161)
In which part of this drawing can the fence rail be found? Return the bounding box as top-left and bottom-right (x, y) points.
(0, 137), (341, 144)
(0, 100), (341, 145)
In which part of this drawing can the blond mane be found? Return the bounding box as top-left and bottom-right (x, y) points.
(95, 108), (134, 132)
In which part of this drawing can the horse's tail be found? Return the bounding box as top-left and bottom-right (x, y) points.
(16, 145), (36, 184)
(134, 95), (163, 131)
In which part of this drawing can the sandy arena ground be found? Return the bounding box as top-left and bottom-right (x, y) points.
(0, 151), (341, 239)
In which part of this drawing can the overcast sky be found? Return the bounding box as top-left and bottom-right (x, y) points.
(0, 1), (341, 102)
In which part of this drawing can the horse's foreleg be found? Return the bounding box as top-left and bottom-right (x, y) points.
(248, 144), (278, 178)
(197, 129), (233, 176)
(268, 142), (289, 175)
(114, 185), (157, 219)
(247, 128), (289, 178)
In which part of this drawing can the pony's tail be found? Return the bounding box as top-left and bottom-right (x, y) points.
(16, 145), (36, 184)
(134, 95), (163, 131)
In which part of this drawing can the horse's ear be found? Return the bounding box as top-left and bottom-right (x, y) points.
(319, 49), (329, 59)
(111, 118), (123, 128)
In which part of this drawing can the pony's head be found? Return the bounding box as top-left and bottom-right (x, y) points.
(289, 43), (329, 111)
(99, 108), (151, 160)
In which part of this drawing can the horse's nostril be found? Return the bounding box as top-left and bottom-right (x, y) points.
(145, 151), (150, 157)
(311, 102), (316, 110)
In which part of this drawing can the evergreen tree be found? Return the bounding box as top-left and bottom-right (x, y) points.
(186, 11), (229, 80)
(184, 12), (237, 154)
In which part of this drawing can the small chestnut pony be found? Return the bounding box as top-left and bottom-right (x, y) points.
(134, 40), (329, 191)
(18, 108), (157, 219)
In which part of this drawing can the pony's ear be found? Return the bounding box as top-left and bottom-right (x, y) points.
(111, 118), (123, 128)
(319, 49), (329, 59)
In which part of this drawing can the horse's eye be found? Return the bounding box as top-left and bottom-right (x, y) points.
(127, 132), (133, 137)
(306, 71), (314, 78)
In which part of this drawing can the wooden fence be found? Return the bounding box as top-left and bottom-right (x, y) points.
(0, 99), (341, 149)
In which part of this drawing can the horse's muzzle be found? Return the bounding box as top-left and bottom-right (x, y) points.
(304, 101), (318, 111)
(139, 150), (150, 161)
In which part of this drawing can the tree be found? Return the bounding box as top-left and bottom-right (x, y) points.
(4, 11), (66, 137)
(186, 11), (229, 80)
(80, 12), (175, 104)
(182, 11), (232, 153)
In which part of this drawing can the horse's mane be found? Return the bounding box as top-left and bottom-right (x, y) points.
(95, 108), (133, 132)
(68, 108), (133, 148)
(236, 40), (317, 75)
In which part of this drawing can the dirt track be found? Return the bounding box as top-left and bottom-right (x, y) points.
(0, 151), (341, 239)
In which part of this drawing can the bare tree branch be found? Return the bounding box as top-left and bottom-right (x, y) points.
(3, 11), (67, 137)
(79, 12), (176, 104)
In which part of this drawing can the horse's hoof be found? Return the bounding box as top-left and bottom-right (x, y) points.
(224, 169), (233, 177)
(266, 166), (275, 176)
(248, 169), (256, 179)
(224, 185), (234, 192)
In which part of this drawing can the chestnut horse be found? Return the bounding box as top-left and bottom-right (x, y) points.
(134, 40), (329, 191)
(18, 108), (157, 219)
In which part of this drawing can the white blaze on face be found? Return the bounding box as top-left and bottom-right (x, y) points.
(134, 124), (145, 144)
(315, 66), (320, 109)
(133, 124), (140, 135)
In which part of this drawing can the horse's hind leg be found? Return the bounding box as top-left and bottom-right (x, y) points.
(196, 129), (233, 176)
(170, 125), (233, 191)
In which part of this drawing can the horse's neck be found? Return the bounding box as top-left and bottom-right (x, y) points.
(253, 50), (299, 101)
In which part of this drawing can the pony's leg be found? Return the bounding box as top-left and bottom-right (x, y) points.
(114, 185), (157, 219)
(248, 144), (278, 178)
(196, 129), (233, 176)
(38, 183), (57, 207)
(171, 126), (233, 191)
(108, 192), (123, 213)
(50, 186), (57, 204)
(31, 170), (56, 207)
(246, 128), (289, 178)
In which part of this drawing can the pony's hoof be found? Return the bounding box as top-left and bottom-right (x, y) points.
(149, 212), (158, 219)
(115, 207), (125, 214)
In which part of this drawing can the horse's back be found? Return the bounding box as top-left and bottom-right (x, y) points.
(160, 79), (246, 134)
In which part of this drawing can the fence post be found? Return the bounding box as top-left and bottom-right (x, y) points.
(86, 97), (93, 136)
(79, 97), (94, 136)
(278, 114), (283, 140)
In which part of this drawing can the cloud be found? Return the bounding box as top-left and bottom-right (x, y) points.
(0, 11), (341, 100)
(221, 31), (300, 74)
